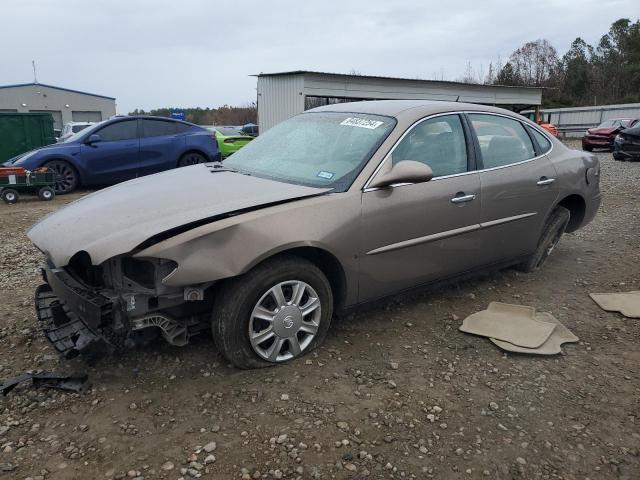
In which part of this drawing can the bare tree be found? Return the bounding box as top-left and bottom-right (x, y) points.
(507, 39), (559, 86)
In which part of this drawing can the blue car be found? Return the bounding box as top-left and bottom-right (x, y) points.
(3, 116), (221, 193)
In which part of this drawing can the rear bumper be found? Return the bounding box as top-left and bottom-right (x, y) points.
(581, 193), (601, 229)
(35, 264), (115, 362)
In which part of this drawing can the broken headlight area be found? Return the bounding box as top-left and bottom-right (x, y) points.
(35, 255), (213, 363)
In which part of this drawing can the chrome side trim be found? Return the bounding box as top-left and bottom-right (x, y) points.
(366, 224), (481, 256)
(362, 110), (555, 192)
(480, 212), (537, 229)
(365, 211), (537, 256)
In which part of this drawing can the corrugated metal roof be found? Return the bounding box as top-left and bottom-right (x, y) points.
(252, 70), (543, 91)
(0, 82), (115, 100)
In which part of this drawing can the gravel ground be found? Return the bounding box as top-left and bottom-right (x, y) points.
(0, 142), (638, 480)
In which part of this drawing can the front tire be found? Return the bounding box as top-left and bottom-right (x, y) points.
(582, 144), (593, 152)
(518, 206), (570, 273)
(44, 160), (78, 194)
(211, 256), (333, 369)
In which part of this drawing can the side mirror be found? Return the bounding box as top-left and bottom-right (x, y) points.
(86, 134), (102, 144)
(368, 160), (433, 189)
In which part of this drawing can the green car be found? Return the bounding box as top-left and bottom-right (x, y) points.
(206, 126), (254, 158)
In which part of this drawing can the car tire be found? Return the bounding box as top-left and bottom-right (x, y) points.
(38, 186), (55, 201)
(211, 255), (333, 369)
(1, 188), (19, 204)
(518, 206), (570, 273)
(582, 145), (593, 152)
(178, 152), (207, 167)
(44, 160), (79, 194)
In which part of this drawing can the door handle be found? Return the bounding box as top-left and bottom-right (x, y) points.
(537, 177), (555, 186)
(450, 194), (476, 204)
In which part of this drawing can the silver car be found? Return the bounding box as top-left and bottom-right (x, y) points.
(28, 100), (601, 367)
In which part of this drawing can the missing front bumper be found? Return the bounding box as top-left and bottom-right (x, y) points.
(35, 283), (115, 363)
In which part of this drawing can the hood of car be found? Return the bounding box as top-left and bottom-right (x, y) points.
(6, 143), (79, 165)
(28, 164), (329, 267)
(588, 127), (619, 135)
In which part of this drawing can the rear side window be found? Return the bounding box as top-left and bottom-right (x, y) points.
(142, 120), (178, 137)
(528, 127), (552, 154)
(392, 114), (468, 178)
(174, 123), (193, 134)
(469, 114), (535, 169)
(97, 120), (138, 142)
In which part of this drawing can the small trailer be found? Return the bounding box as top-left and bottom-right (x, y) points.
(0, 166), (56, 204)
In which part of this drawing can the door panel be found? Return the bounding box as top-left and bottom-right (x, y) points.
(359, 174), (482, 302)
(79, 119), (139, 184)
(138, 119), (185, 176)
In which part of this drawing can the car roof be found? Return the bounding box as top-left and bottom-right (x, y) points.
(308, 100), (523, 123)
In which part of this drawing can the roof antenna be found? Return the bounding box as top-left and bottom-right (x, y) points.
(455, 95), (460, 102)
(32, 60), (38, 84)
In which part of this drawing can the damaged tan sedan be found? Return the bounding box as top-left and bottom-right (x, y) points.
(29, 100), (601, 367)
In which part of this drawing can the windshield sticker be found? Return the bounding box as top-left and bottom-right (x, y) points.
(340, 117), (384, 129)
(317, 171), (335, 180)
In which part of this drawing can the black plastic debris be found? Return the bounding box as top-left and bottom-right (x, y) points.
(0, 371), (90, 396)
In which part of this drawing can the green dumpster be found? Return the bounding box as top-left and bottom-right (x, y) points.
(0, 113), (56, 163)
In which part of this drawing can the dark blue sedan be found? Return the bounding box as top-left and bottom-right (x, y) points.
(3, 116), (221, 193)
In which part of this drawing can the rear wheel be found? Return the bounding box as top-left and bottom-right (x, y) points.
(1, 188), (19, 204)
(211, 256), (333, 369)
(582, 144), (593, 152)
(44, 160), (78, 194)
(518, 206), (570, 273)
(178, 152), (206, 167)
(38, 186), (55, 201)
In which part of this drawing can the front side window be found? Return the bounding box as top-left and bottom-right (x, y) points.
(142, 119), (178, 137)
(97, 120), (138, 142)
(392, 114), (468, 178)
(224, 112), (396, 191)
(469, 114), (535, 169)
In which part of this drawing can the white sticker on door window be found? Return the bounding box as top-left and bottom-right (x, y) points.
(340, 117), (384, 129)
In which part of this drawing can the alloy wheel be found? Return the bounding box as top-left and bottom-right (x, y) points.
(248, 280), (321, 362)
(46, 161), (76, 193)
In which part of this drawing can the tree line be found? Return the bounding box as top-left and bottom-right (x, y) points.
(129, 103), (257, 126)
(459, 18), (639, 107)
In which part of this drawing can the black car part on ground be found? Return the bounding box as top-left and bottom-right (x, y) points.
(0, 371), (90, 396)
(613, 126), (640, 160)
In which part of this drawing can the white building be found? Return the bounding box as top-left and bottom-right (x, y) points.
(255, 71), (543, 132)
(0, 82), (116, 132)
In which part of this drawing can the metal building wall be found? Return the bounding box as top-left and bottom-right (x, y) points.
(257, 75), (304, 132)
(302, 73), (542, 106)
(0, 84), (116, 130)
(256, 72), (542, 132)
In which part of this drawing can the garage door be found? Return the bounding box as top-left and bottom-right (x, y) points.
(72, 111), (102, 122)
(29, 110), (62, 130)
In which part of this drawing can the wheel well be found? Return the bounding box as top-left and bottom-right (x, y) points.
(261, 247), (348, 311)
(557, 194), (586, 233)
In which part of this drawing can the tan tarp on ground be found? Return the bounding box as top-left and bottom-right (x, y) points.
(589, 291), (640, 318)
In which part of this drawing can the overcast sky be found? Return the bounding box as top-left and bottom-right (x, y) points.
(1, 0), (637, 113)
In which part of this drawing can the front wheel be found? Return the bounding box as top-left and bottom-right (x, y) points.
(211, 256), (333, 369)
(38, 186), (55, 201)
(582, 145), (593, 152)
(518, 206), (570, 273)
(44, 160), (78, 194)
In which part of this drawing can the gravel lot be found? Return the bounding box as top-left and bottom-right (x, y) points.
(0, 142), (638, 480)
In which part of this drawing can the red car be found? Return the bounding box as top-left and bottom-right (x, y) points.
(582, 118), (639, 151)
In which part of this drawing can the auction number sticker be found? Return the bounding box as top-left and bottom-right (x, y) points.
(340, 117), (384, 129)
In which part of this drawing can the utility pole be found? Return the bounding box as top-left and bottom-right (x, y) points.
(32, 60), (38, 84)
